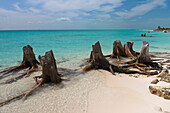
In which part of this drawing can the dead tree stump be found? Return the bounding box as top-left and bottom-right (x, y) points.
(83, 41), (140, 74)
(111, 40), (126, 60)
(83, 41), (110, 72)
(3, 45), (39, 75)
(138, 41), (159, 67)
(117, 40), (126, 57)
(124, 42), (137, 59)
(2, 45), (40, 83)
(39, 50), (61, 83)
(0, 50), (62, 105)
(111, 41), (120, 59)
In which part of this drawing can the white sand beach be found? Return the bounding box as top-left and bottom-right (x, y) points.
(0, 58), (170, 113)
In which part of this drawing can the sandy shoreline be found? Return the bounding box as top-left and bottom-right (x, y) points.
(0, 57), (170, 113)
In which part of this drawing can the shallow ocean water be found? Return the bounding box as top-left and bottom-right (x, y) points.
(0, 30), (170, 69)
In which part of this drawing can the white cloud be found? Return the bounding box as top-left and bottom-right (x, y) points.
(29, 7), (40, 13)
(27, 0), (125, 12)
(82, 12), (90, 16)
(115, 0), (166, 18)
(13, 3), (24, 12)
(56, 17), (71, 22)
(98, 14), (111, 19)
(100, 5), (115, 12)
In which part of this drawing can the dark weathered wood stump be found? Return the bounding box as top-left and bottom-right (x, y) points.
(3, 45), (39, 75)
(2, 45), (40, 83)
(111, 40), (126, 60)
(83, 41), (140, 74)
(39, 50), (61, 83)
(124, 42), (137, 59)
(0, 50), (62, 105)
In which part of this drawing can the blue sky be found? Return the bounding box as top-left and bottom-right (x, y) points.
(0, 0), (169, 30)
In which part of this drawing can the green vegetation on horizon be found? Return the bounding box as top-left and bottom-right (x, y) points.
(157, 26), (170, 30)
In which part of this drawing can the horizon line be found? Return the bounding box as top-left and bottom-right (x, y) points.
(0, 28), (153, 31)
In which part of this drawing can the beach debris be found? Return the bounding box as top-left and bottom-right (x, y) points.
(124, 41), (139, 59)
(0, 50), (65, 105)
(105, 40), (139, 60)
(83, 41), (142, 74)
(110, 40), (126, 60)
(92, 41), (162, 75)
(167, 64), (170, 69)
(157, 69), (169, 77)
(141, 33), (146, 37)
(1, 45), (40, 83)
(160, 75), (170, 83)
(149, 86), (170, 99)
(151, 79), (159, 84)
(138, 41), (159, 67)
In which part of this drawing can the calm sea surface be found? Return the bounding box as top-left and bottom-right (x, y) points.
(0, 30), (170, 69)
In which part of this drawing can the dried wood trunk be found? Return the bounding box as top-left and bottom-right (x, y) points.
(117, 40), (126, 57)
(111, 40), (126, 58)
(138, 41), (159, 67)
(124, 42), (137, 59)
(22, 45), (39, 68)
(83, 41), (140, 74)
(3, 45), (39, 75)
(83, 41), (110, 71)
(0, 50), (62, 105)
(88, 51), (93, 62)
(39, 50), (61, 83)
(111, 41), (120, 59)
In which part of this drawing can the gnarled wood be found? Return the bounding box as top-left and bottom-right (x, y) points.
(117, 40), (126, 57)
(83, 41), (141, 74)
(39, 50), (61, 83)
(111, 41), (120, 59)
(124, 42), (137, 59)
(111, 40), (126, 60)
(83, 41), (111, 72)
(138, 41), (159, 67)
(1, 45), (40, 83)
(3, 45), (39, 75)
(0, 50), (62, 105)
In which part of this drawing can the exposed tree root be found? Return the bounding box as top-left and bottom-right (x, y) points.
(119, 63), (136, 68)
(83, 41), (145, 75)
(0, 50), (67, 105)
(1, 45), (40, 78)
(22, 78), (44, 101)
(84, 41), (162, 76)
(5, 73), (27, 84)
(0, 91), (26, 105)
(3, 64), (24, 75)
(26, 67), (36, 77)
(0, 79), (43, 105)
(4, 68), (38, 84)
(119, 58), (137, 64)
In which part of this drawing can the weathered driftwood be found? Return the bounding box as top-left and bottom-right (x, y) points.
(83, 41), (140, 74)
(111, 41), (120, 59)
(0, 50), (62, 105)
(39, 50), (62, 83)
(111, 40), (126, 60)
(108, 40), (139, 60)
(138, 41), (159, 67)
(85, 41), (161, 75)
(4, 45), (39, 74)
(22, 50), (62, 100)
(84, 41), (110, 71)
(124, 42), (138, 59)
(2, 45), (40, 83)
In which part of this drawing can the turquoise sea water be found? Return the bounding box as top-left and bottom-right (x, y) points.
(0, 30), (170, 69)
